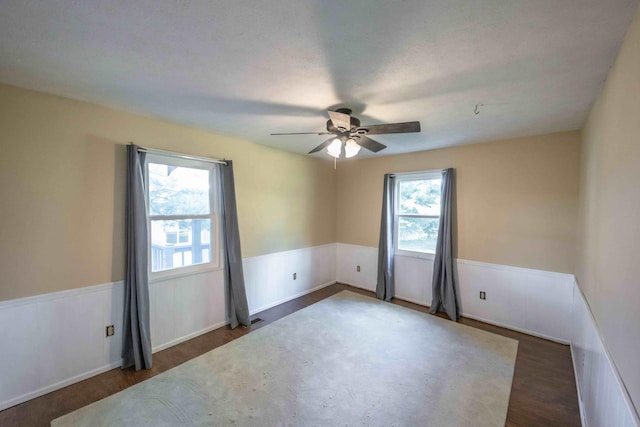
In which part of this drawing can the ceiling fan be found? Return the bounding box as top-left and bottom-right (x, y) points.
(271, 108), (421, 159)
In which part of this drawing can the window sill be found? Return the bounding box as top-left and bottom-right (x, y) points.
(394, 249), (436, 260)
(150, 264), (223, 283)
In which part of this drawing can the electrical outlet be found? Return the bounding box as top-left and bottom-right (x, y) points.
(479, 291), (486, 300)
(293, 272), (297, 280)
(357, 265), (361, 272)
(106, 325), (115, 337)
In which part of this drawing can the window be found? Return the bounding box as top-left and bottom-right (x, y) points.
(394, 171), (442, 256)
(146, 155), (221, 276)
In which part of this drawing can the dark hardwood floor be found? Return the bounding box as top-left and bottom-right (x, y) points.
(0, 283), (581, 426)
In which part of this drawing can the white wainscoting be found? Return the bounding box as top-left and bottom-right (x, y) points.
(457, 259), (574, 344)
(150, 269), (227, 353)
(0, 282), (124, 411)
(336, 243), (378, 292)
(0, 244), (336, 411)
(571, 280), (640, 427)
(244, 243), (336, 315)
(335, 243), (574, 343)
(3, 242), (637, 425)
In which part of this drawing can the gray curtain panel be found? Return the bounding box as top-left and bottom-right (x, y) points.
(122, 144), (153, 370)
(376, 174), (395, 301)
(430, 168), (460, 321)
(220, 161), (250, 329)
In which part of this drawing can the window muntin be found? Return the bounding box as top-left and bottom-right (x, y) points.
(395, 172), (442, 255)
(150, 219), (212, 270)
(146, 156), (220, 275)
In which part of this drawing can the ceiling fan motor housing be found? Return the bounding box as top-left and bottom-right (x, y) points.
(326, 116), (360, 133)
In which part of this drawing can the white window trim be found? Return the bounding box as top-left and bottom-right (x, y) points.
(393, 169), (443, 260)
(145, 154), (223, 281)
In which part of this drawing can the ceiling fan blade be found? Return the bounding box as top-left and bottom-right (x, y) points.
(308, 137), (338, 154)
(328, 110), (351, 130)
(271, 132), (333, 136)
(355, 135), (387, 153)
(359, 121), (421, 135)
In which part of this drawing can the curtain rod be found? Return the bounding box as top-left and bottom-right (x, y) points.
(135, 145), (227, 165)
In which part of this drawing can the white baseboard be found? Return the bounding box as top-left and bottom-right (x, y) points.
(152, 320), (229, 353)
(250, 280), (336, 316)
(0, 360), (122, 412)
(342, 280), (570, 345)
(462, 313), (569, 344)
(338, 281), (374, 292)
(392, 294), (426, 307)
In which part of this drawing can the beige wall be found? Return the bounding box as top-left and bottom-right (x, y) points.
(0, 84), (336, 301)
(0, 83), (583, 303)
(336, 132), (580, 273)
(577, 6), (640, 410)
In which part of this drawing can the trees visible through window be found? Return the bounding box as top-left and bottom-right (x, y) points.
(395, 172), (442, 254)
(147, 157), (219, 274)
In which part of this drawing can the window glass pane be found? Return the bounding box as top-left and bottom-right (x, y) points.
(150, 219), (211, 272)
(148, 163), (210, 216)
(399, 179), (441, 215)
(398, 217), (439, 253)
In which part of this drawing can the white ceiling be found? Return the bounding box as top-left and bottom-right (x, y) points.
(0, 0), (637, 158)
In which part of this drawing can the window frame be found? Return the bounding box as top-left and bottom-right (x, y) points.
(145, 154), (222, 280)
(393, 170), (443, 260)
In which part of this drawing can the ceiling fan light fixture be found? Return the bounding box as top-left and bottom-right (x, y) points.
(327, 138), (342, 158)
(344, 138), (361, 158)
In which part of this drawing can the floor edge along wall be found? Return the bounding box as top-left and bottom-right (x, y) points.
(0, 243), (637, 426)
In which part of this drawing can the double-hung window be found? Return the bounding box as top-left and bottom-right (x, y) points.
(394, 171), (442, 257)
(146, 155), (221, 277)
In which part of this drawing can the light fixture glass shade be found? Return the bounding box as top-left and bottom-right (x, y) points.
(327, 138), (342, 158)
(344, 138), (361, 158)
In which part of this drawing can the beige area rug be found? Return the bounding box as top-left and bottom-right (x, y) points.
(52, 291), (518, 427)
